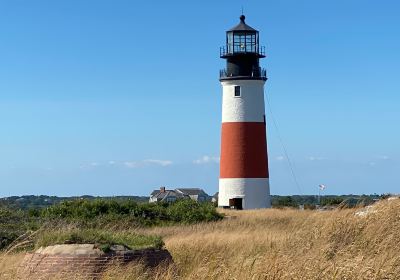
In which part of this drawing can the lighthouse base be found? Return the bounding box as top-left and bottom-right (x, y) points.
(218, 178), (271, 210)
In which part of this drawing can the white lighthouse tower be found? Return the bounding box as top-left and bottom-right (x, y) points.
(218, 15), (271, 210)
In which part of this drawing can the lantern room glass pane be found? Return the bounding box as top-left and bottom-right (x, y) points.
(233, 32), (245, 52)
(230, 31), (259, 53)
(227, 32), (234, 53)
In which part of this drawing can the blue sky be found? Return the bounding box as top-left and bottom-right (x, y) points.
(0, 0), (399, 197)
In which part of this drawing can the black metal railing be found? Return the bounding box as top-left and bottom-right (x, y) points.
(219, 67), (267, 79)
(220, 46), (266, 57)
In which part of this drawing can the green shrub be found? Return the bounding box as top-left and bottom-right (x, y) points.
(40, 199), (139, 220)
(166, 199), (222, 224)
(272, 196), (299, 208)
(321, 197), (345, 206)
(1, 199), (222, 252)
(41, 199), (222, 226)
(0, 207), (39, 250)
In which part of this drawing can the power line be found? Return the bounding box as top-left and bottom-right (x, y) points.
(265, 92), (303, 195)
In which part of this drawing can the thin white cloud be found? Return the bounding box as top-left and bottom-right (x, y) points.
(143, 159), (173, 166)
(81, 159), (173, 170)
(378, 155), (390, 160)
(124, 161), (140, 168)
(275, 156), (285, 161)
(124, 159), (173, 168)
(308, 156), (326, 161)
(193, 155), (220, 164)
(79, 162), (100, 170)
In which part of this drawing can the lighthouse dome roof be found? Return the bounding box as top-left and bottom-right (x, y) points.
(228, 15), (257, 32)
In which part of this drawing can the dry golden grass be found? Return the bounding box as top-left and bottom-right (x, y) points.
(141, 199), (400, 280)
(0, 252), (25, 279)
(2, 199), (400, 279)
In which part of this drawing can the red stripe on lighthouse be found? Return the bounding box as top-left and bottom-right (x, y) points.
(220, 122), (269, 178)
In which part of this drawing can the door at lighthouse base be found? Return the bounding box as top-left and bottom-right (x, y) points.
(229, 198), (243, 210)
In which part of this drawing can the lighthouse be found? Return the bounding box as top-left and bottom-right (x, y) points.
(218, 15), (271, 210)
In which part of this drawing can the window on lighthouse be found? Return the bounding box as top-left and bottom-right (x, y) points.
(234, 86), (241, 97)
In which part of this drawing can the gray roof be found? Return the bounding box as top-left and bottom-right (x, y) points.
(150, 190), (161, 196)
(151, 189), (188, 201)
(175, 188), (208, 196)
(228, 15), (257, 32)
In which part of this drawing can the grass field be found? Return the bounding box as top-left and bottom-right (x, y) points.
(1, 198), (400, 279)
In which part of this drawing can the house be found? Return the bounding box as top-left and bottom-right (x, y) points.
(149, 187), (210, 203)
(175, 188), (211, 202)
(212, 192), (219, 203)
(149, 187), (189, 203)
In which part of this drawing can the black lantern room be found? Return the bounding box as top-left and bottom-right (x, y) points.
(220, 15), (267, 81)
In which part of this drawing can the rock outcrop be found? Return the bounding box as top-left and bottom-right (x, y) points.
(17, 244), (172, 279)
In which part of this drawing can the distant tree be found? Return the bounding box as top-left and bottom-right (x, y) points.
(321, 197), (344, 206)
(380, 193), (392, 200)
(272, 196), (298, 208)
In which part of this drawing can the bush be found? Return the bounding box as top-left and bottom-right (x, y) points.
(321, 197), (345, 206)
(0, 207), (39, 250)
(1, 199), (223, 253)
(40, 199), (138, 220)
(272, 196), (299, 208)
(166, 199), (222, 224)
(41, 199), (223, 226)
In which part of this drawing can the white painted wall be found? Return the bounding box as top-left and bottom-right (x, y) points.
(221, 80), (266, 123)
(219, 79), (271, 209)
(218, 178), (271, 209)
(149, 196), (158, 203)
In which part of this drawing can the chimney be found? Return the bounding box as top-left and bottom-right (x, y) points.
(160, 187), (166, 193)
